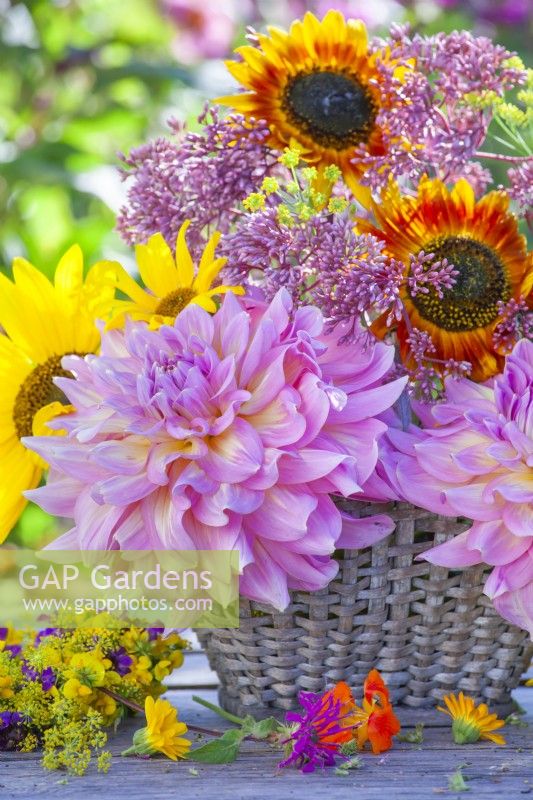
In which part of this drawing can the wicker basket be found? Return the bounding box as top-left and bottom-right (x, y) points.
(198, 501), (532, 716)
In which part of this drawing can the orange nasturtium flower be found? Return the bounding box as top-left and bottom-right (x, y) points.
(351, 669), (401, 754)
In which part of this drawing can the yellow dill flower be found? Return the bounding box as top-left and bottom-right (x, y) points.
(122, 696), (190, 761)
(437, 692), (506, 746)
(105, 221), (244, 329)
(0, 246), (116, 542)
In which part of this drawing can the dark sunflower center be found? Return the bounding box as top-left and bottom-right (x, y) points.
(282, 70), (376, 150)
(410, 235), (510, 332)
(13, 355), (75, 440)
(155, 288), (197, 317)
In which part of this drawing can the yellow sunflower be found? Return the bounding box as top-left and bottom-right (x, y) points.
(217, 10), (395, 204)
(358, 177), (533, 381)
(105, 221), (244, 329)
(0, 246), (116, 542)
(437, 692), (506, 746)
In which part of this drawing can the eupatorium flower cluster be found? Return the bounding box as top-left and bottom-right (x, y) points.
(355, 27), (526, 191)
(117, 108), (272, 258)
(395, 339), (533, 636)
(26, 291), (406, 609)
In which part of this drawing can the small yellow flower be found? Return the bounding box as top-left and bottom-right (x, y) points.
(93, 691), (118, 720)
(63, 677), (93, 701)
(153, 659), (172, 682)
(122, 697), (190, 761)
(0, 675), (14, 698)
(65, 652), (108, 689)
(129, 654), (153, 686)
(105, 221), (244, 329)
(437, 692), (506, 746)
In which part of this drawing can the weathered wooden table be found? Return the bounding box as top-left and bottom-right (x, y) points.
(2, 650), (531, 799)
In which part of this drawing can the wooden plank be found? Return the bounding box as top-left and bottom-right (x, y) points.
(0, 687), (531, 799)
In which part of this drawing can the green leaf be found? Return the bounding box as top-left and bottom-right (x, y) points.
(398, 723), (425, 744)
(191, 729), (245, 764)
(241, 716), (281, 740)
(448, 767), (470, 793)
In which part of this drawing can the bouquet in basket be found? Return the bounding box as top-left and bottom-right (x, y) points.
(0, 11), (531, 637)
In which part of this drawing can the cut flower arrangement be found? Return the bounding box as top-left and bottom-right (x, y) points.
(0, 7), (532, 776)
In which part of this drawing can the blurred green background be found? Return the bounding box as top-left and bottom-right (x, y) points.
(0, 0), (530, 545)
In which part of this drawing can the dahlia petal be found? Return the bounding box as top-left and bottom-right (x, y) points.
(193, 483), (262, 526)
(246, 387), (307, 446)
(25, 475), (82, 516)
(467, 520), (532, 565)
(73, 491), (125, 549)
(172, 301), (214, 346)
(452, 443), (499, 475)
(142, 489), (194, 549)
(486, 550), (533, 594)
(240, 542), (291, 610)
(445, 483), (500, 520)
(22, 437), (103, 481)
(492, 582), (533, 638)
(421, 530), (482, 568)
(201, 418), (263, 483)
(92, 472), (155, 506)
(489, 473), (533, 503)
(337, 513), (395, 549)
(246, 486), (317, 541)
(502, 503), (533, 537)
(291, 372), (331, 448)
(92, 437), (150, 475)
(264, 544), (339, 593)
(329, 377), (408, 423)
(277, 449), (355, 485)
(396, 456), (454, 514)
(281, 495), (340, 555)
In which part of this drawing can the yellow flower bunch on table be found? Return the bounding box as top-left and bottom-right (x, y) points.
(105, 220), (244, 329)
(0, 246), (117, 542)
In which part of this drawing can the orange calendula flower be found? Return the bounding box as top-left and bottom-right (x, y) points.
(351, 670), (400, 754)
(437, 692), (506, 746)
(218, 11), (403, 204)
(358, 177), (533, 381)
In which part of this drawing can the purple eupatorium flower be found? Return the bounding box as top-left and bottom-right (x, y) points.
(354, 28), (525, 192)
(117, 108), (272, 257)
(25, 291), (406, 609)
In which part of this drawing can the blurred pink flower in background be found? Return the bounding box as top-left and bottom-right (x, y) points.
(434, 0), (530, 25)
(395, 339), (533, 637)
(160, 0), (251, 63)
(281, 0), (403, 28)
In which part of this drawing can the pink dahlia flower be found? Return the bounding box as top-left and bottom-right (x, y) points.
(396, 339), (533, 637)
(25, 291), (406, 609)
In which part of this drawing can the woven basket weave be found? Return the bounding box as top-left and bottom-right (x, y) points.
(198, 501), (532, 716)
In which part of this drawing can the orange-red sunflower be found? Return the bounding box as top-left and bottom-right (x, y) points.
(358, 177), (533, 381)
(217, 11), (395, 204)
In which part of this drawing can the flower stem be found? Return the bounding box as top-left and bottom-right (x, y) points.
(192, 694), (245, 726)
(100, 687), (223, 737)
(475, 151), (533, 163)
